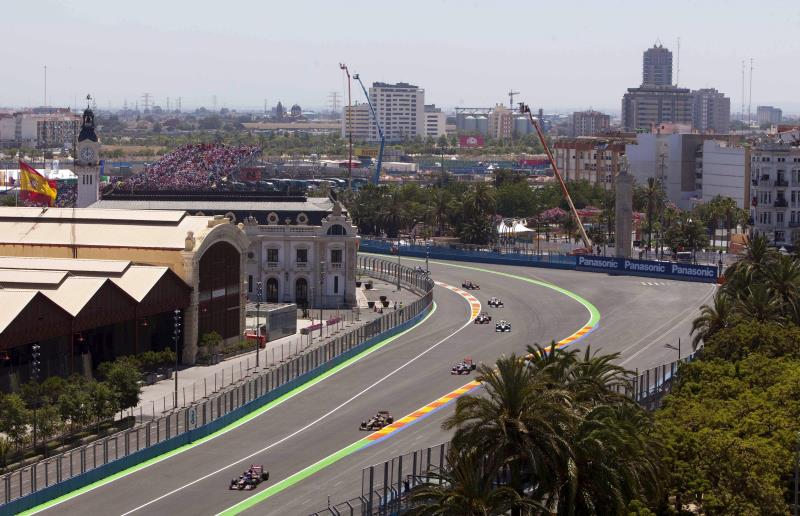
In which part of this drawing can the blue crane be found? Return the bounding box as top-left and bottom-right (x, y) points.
(352, 73), (384, 185)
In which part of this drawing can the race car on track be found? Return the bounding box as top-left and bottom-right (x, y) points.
(462, 280), (480, 290)
(495, 320), (511, 332)
(487, 297), (503, 308)
(474, 312), (492, 324)
(229, 465), (269, 490)
(451, 357), (477, 375)
(360, 410), (394, 431)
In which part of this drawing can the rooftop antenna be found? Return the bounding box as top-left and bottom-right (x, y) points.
(748, 58), (754, 126)
(675, 37), (680, 86)
(43, 65), (47, 107)
(741, 60), (745, 123)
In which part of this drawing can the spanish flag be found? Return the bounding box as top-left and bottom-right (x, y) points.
(19, 160), (56, 206)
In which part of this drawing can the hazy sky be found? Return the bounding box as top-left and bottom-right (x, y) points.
(3, 0), (800, 114)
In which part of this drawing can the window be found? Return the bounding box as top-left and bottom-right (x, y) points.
(267, 248), (279, 263)
(296, 248), (308, 263)
(334, 275), (339, 294)
(248, 275), (253, 293)
(331, 249), (343, 264)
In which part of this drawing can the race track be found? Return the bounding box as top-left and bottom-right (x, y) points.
(29, 258), (715, 516)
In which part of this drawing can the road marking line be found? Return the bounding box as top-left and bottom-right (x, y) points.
(21, 303), (440, 516)
(217, 269), (601, 515)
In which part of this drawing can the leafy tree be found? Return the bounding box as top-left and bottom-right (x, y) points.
(664, 214), (709, 255)
(87, 381), (118, 432)
(98, 356), (142, 412)
(703, 320), (800, 361)
(58, 376), (93, 430)
(0, 393), (31, 448)
(495, 181), (536, 219)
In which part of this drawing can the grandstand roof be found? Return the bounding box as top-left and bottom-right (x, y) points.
(89, 197), (334, 213)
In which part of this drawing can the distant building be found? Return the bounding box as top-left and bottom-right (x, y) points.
(275, 102), (285, 121)
(757, 106), (783, 126)
(691, 88), (731, 134)
(0, 109), (80, 149)
(341, 82), (425, 143)
(342, 103), (372, 141)
(489, 105), (514, 140)
(290, 104), (302, 118)
(553, 136), (631, 186)
(700, 140), (749, 208)
(571, 110), (610, 137)
(621, 43), (692, 131)
(642, 44), (673, 87)
(424, 104), (447, 139)
(750, 140), (800, 245)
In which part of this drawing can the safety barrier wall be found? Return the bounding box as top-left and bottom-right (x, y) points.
(0, 257), (434, 516)
(359, 239), (720, 283)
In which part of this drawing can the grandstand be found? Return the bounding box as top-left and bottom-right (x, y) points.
(106, 143), (261, 193)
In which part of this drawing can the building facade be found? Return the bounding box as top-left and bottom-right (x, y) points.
(757, 106), (783, 126)
(572, 110), (610, 137)
(691, 88), (731, 134)
(341, 82), (426, 143)
(622, 86), (693, 132)
(642, 44), (673, 87)
(423, 104), (447, 139)
(342, 103), (372, 142)
(489, 105), (514, 140)
(553, 137), (630, 186)
(699, 140), (749, 208)
(750, 142), (800, 245)
(0, 109), (80, 149)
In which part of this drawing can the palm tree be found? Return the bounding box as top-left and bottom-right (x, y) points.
(431, 188), (452, 236)
(408, 445), (546, 516)
(641, 178), (664, 252)
(724, 234), (776, 282)
(690, 293), (734, 349)
(734, 283), (786, 324)
(763, 254), (800, 316)
(558, 403), (663, 516)
(443, 355), (574, 508)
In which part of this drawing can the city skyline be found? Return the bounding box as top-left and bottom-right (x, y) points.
(2, 0), (799, 114)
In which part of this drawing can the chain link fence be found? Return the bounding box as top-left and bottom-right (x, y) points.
(0, 256), (434, 514)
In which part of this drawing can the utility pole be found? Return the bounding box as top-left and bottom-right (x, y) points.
(173, 309), (181, 408)
(256, 281), (262, 368)
(43, 65), (47, 107)
(327, 91), (341, 117)
(748, 58), (754, 127)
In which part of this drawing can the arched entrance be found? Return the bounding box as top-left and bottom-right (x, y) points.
(198, 241), (241, 341)
(295, 277), (309, 308)
(266, 277), (279, 303)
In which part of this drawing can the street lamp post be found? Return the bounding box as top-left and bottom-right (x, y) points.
(425, 243), (430, 275)
(30, 343), (41, 450)
(664, 338), (681, 364)
(319, 262), (326, 338)
(255, 281), (262, 368)
(173, 309), (181, 409)
(396, 240), (401, 292)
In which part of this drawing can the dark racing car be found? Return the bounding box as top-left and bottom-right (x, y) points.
(474, 312), (492, 324)
(360, 410), (394, 431)
(451, 357), (477, 375)
(229, 465), (269, 491)
(461, 280), (480, 290)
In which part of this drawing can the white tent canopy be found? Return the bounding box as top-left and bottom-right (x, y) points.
(496, 219), (534, 235)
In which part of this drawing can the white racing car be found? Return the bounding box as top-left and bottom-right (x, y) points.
(487, 297), (503, 308)
(495, 320), (511, 332)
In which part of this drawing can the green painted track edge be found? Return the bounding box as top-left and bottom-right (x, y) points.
(17, 303), (438, 516)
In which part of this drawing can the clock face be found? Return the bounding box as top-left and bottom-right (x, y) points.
(79, 147), (95, 162)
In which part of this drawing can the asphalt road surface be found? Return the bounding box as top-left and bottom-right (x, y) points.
(34, 258), (715, 516)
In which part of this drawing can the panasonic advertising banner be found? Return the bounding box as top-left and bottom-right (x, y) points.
(575, 256), (718, 282)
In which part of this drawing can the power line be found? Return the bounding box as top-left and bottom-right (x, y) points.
(328, 91), (341, 115)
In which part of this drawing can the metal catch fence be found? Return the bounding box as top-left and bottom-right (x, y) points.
(0, 256), (434, 512)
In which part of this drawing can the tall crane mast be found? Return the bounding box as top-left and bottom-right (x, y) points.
(353, 73), (385, 185)
(508, 90), (520, 110)
(519, 103), (592, 250)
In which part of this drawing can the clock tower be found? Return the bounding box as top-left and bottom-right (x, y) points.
(75, 95), (101, 208)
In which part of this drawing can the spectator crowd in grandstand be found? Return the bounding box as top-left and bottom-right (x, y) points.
(114, 144), (260, 192)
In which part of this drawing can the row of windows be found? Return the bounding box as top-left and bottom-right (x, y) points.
(265, 248), (342, 264)
(247, 275), (340, 296)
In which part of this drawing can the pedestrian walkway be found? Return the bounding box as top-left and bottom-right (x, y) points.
(126, 277), (422, 422)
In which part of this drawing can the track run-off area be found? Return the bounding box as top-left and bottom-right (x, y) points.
(22, 257), (714, 516)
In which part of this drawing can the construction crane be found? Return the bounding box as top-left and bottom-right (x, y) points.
(519, 103), (592, 251)
(352, 73), (385, 185)
(508, 90), (520, 110)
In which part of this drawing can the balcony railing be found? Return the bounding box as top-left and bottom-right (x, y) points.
(774, 198), (788, 208)
(790, 221), (800, 228)
(330, 262), (343, 270)
(266, 261), (280, 269)
(775, 179), (789, 187)
(295, 261), (308, 269)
